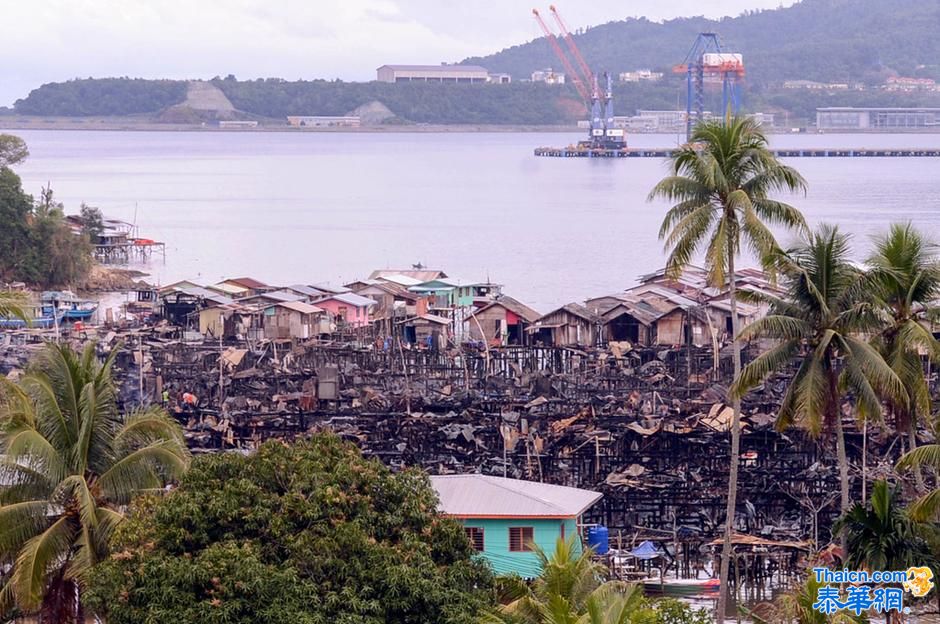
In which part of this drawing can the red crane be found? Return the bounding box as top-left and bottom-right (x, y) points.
(532, 8), (590, 103)
(549, 5), (595, 97)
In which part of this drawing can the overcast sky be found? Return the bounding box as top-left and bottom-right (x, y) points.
(2, 0), (796, 107)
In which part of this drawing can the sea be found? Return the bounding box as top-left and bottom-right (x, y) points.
(7, 129), (940, 311)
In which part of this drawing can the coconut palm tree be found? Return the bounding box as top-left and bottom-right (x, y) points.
(483, 536), (645, 624)
(867, 223), (940, 489)
(733, 225), (905, 519)
(897, 444), (940, 521)
(0, 342), (189, 623)
(649, 116), (807, 618)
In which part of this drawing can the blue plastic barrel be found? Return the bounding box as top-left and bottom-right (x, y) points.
(586, 526), (609, 555)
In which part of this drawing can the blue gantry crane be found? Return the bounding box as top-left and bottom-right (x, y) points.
(673, 33), (745, 140)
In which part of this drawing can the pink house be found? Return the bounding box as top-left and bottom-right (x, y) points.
(314, 292), (376, 328)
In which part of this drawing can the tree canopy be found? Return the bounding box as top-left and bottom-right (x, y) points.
(84, 434), (495, 624)
(0, 135), (93, 288)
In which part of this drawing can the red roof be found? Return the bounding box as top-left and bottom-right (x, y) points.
(224, 277), (269, 289)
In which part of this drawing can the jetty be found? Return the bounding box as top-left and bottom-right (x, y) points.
(534, 146), (940, 158)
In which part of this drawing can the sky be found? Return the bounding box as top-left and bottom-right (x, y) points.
(2, 0), (797, 107)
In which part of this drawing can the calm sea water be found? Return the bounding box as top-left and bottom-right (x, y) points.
(7, 129), (940, 311)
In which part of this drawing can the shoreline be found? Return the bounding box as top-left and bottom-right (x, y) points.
(7, 116), (940, 134)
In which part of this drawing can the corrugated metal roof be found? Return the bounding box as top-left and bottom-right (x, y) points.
(270, 300), (324, 315)
(316, 292), (377, 307)
(474, 295), (541, 323)
(378, 64), (488, 73)
(430, 475), (602, 518)
(376, 274), (424, 287)
(369, 269), (448, 282)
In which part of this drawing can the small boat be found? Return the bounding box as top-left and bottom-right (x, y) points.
(0, 303), (66, 329)
(642, 576), (721, 597)
(41, 291), (98, 322)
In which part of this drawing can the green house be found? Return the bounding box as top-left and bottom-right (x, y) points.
(430, 475), (603, 578)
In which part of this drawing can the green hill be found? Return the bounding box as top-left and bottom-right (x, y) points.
(465, 0), (940, 85)
(11, 0), (940, 125)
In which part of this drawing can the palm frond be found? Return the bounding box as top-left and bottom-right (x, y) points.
(11, 516), (77, 610)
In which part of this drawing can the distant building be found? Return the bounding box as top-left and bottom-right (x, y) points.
(885, 76), (938, 91)
(783, 80), (849, 90)
(636, 110), (713, 129)
(376, 64), (489, 84)
(218, 120), (258, 129)
(531, 69), (565, 84)
(287, 116), (360, 127)
(619, 70), (663, 83)
(816, 107), (940, 129)
(488, 73), (512, 84)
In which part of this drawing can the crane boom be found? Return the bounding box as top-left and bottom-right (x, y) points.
(532, 9), (590, 103)
(548, 5), (594, 94)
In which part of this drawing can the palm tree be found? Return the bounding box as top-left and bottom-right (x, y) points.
(649, 116), (807, 618)
(484, 536), (645, 624)
(0, 291), (28, 323)
(897, 444), (940, 521)
(833, 480), (933, 574)
(0, 342), (189, 623)
(733, 225), (905, 519)
(867, 223), (940, 490)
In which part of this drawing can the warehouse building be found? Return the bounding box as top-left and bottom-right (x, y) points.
(816, 107), (940, 129)
(377, 64), (490, 84)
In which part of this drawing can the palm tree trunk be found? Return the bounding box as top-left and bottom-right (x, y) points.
(907, 427), (925, 492)
(717, 253), (743, 622)
(832, 375), (850, 514)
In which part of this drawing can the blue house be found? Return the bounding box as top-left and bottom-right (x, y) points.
(430, 474), (602, 578)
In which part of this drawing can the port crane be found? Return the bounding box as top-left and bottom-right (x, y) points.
(673, 32), (745, 140)
(532, 6), (624, 148)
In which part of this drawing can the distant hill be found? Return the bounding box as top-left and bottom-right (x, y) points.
(465, 0), (940, 85)
(11, 0), (940, 125)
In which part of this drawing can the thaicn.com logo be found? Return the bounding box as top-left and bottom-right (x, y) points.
(811, 567), (935, 616)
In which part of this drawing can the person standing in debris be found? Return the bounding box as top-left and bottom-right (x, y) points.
(181, 391), (197, 415)
(161, 388), (170, 408)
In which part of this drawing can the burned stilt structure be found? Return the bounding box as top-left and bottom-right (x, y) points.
(95, 336), (913, 571)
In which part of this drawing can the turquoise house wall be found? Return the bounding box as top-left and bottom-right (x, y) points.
(460, 517), (580, 578)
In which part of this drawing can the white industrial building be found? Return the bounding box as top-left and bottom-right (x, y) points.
(816, 107), (940, 129)
(376, 64), (490, 84)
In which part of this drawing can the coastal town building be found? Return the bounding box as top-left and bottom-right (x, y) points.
(376, 64), (489, 84)
(467, 296), (541, 346)
(429, 475), (602, 577)
(313, 292), (376, 328)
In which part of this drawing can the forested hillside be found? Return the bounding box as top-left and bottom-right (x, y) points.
(466, 0), (940, 85)
(11, 0), (940, 124)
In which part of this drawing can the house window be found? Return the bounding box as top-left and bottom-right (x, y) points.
(509, 527), (534, 552)
(465, 527), (485, 551)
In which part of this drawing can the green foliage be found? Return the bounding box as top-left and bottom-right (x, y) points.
(651, 116), (806, 286)
(84, 434), (494, 624)
(0, 135), (28, 169)
(0, 342), (190, 623)
(833, 480), (935, 572)
(483, 537), (709, 624)
(733, 225), (905, 514)
(15, 78), (187, 116)
(79, 203), (105, 243)
(897, 444), (940, 521)
(0, 136), (94, 288)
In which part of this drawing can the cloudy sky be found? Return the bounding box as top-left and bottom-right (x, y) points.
(2, 0), (796, 106)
